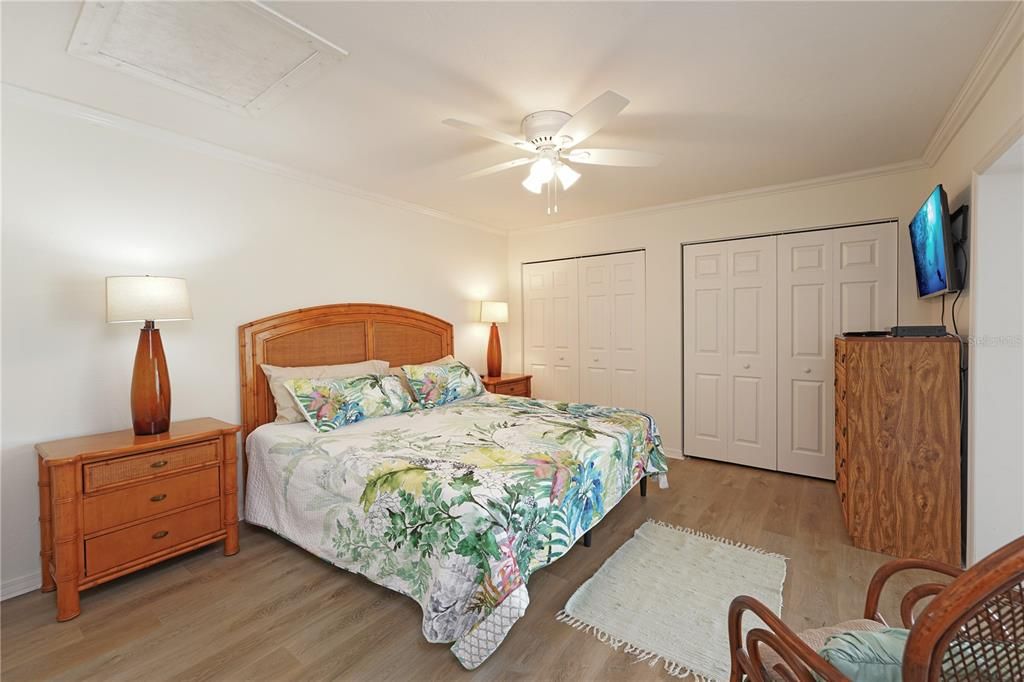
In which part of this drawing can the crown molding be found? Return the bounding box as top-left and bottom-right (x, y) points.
(514, 157), (928, 234)
(1, 83), (506, 236)
(922, 2), (1024, 166)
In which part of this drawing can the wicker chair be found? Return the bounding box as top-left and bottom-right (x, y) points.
(728, 535), (1024, 681)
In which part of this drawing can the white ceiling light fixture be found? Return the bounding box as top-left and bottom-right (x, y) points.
(443, 90), (661, 215)
(555, 163), (581, 190)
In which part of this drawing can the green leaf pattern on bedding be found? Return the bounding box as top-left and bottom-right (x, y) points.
(250, 392), (667, 665)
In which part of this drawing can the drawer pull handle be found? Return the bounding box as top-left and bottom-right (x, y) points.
(150, 493), (167, 502)
(842, 390), (847, 401)
(151, 460), (169, 469)
(152, 530), (169, 539)
(843, 426), (848, 437)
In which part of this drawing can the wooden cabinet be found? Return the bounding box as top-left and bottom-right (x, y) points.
(481, 374), (532, 398)
(36, 418), (240, 621)
(834, 336), (961, 566)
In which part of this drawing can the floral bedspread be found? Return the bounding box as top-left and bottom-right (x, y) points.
(244, 392), (668, 668)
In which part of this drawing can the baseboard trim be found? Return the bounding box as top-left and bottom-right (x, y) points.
(663, 446), (684, 460)
(1, 571), (41, 601)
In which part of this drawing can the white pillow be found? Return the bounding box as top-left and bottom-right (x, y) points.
(261, 360), (389, 424)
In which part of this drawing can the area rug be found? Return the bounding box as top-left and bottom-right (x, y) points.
(556, 519), (787, 681)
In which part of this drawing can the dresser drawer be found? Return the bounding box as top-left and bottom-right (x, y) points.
(495, 380), (530, 396)
(83, 467), (220, 534)
(84, 500), (222, 576)
(84, 440), (219, 492)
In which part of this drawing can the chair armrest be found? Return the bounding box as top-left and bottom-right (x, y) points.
(863, 558), (962, 626)
(728, 595), (848, 682)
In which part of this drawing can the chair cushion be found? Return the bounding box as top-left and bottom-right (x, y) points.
(757, 618), (888, 680)
(818, 627), (908, 681)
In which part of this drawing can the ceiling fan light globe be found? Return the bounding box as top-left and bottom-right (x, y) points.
(529, 158), (555, 183)
(521, 174), (545, 194)
(556, 163), (581, 190)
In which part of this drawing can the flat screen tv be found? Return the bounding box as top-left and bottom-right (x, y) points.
(909, 184), (961, 298)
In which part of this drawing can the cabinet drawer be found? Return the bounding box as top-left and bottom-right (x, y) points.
(85, 500), (221, 576)
(495, 381), (530, 397)
(83, 467), (220, 534)
(84, 440), (219, 492)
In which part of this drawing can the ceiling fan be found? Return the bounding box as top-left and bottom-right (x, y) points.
(443, 90), (661, 214)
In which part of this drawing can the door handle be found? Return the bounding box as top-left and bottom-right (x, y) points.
(743, 363), (751, 369)
(803, 368), (812, 374)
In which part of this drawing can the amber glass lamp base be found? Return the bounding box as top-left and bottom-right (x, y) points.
(487, 322), (502, 377)
(131, 321), (171, 435)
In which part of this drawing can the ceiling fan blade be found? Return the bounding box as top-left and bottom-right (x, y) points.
(555, 91), (630, 148)
(443, 119), (535, 152)
(566, 148), (662, 167)
(459, 157), (534, 180)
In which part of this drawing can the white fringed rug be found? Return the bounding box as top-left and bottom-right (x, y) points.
(557, 520), (787, 682)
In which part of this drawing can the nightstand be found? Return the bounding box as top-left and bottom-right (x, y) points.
(36, 418), (240, 621)
(481, 374), (532, 397)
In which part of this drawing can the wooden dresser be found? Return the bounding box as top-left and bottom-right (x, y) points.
(481, 374), (532, 397)
(834, 335), (961, 566)
(36, 418), (241, 621)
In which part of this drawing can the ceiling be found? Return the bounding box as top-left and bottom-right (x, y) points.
(1, 2), (1011, 230)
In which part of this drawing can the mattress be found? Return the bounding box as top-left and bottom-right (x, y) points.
(245, 391), (668, 668)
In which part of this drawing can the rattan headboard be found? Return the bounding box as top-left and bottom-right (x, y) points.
(238, 303), (454, 442)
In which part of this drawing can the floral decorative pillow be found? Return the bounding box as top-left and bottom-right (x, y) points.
(285, 374), (410, 432)
(400, 360), (483, 407)
(380, 373), (418, 413)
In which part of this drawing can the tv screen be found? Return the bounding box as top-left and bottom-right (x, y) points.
(909, 185), (958, 298)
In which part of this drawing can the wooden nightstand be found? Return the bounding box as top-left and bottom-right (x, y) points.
(481, 374), (532, 397)
(36, 418), (240, 621)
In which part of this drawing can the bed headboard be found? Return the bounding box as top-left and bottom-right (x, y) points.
(238, 303), (454, 441)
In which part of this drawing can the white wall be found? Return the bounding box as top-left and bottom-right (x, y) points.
(508, 38), (1024, 461)
(0, 97), (508, 597)
(968, 141), (1023, 564)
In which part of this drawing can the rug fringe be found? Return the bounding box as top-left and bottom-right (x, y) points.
(555, 609), (712, 680)
(645, 518), (789, 562)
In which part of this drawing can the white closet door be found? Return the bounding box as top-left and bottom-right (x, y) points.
(778, 231), (835, 479)
(683, 242), (729, 460)
(522, 259), (579, 401)
(832, 222), (898, 335)
(725, 237), (778, 469)
(578, 251), (646, 409)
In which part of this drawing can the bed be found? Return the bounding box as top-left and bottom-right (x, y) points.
(239, 304), (668, 668)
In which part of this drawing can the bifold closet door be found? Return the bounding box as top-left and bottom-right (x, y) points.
(724, 237), (778, 469)
(683, 242), (729, 460)
(578, 251), (646, 409)
(684, 238), (777, 469)
(777, 222), (897, 479)
(522, 259), (579, 402)
(777, 231), (836, 479)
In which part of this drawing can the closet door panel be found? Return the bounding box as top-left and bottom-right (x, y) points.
(522, 260), (579, 401)
(726, 237), (777, 469)
(579, 251), (646, 409)
(778, 231), (835, 479)
(683, 243), (729, 460)
(610, 252), (646, 409)
(832, 222), (898, 335)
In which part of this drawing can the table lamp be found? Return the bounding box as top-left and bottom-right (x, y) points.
(106, 276), (192, 435)
(480, 301), (508, 377)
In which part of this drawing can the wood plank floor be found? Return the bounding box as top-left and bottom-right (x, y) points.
(2, 458), (944, 681)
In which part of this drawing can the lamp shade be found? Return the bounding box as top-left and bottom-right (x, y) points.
(480, 301), (508, 324)
(106, 276), (192, 323)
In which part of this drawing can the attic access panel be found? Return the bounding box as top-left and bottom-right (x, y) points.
(68, 1), (348, 116)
